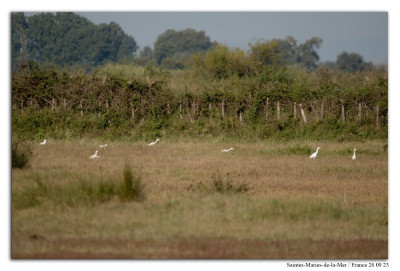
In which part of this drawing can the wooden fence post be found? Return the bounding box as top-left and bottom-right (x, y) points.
(179, 102), (183, 120)
(341, 103), (345, 124)
(265, 97), (269, 120)
(293, 102), (297, 118)
(239, 111), (243, 124)
(276, 101), (280, 120)
(358, 102), (362, 122)
(80, 100), (83, 117)
(375, 104), (380, 128)
(222, 100), (225, 118)
(98, 101), (102, 118)
(299, 103), (307, 124)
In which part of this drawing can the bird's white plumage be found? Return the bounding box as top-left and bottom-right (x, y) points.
(352, 149), (357, 160)
(90, 150), (100, 159)
(39, 139), (47, 145)
(221, 147), (234, 153)
(99, 144), (108, 148)
(309, 147), (320, 159)
(148, 139), (160, 146)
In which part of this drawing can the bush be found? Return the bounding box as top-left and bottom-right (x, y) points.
(119, 164), (146, 202)
(12, 137), (33, 169)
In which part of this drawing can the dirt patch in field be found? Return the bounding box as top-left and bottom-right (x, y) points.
(12, 237), (387, 259)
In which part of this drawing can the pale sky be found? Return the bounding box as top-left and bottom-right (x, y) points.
(76, 12), (388, 64)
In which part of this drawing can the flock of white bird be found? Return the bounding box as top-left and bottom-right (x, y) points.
(38, 138), (357, 160)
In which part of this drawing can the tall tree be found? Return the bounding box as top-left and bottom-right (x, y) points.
(294, 37), (323, 69)
(11, 13), (29, 69)
(336, 52), (373, 72)
(153, 28), (214, 66)
(11, 12), (138, 69)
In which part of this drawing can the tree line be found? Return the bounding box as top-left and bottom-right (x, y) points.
(12, 12), (379, 73)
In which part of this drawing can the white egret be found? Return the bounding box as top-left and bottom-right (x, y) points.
(148, 139), (160, 146)
(221, 148), (234, 153)
(89, 150), (100, 159)
(309, 147), (320, 159)
(39, 139), (47, 145)
(99, 144), (108, 148)
(352, 149), (357, 160)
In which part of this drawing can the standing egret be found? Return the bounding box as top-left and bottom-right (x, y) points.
(352, 149), (357, 160)
(90, 150), (100, 159)
(99, 144), (108, 148)
(221, 148), (234, 153)
(39, 139), (47, 145)
(309, 147), (320, 159)
(148, 139), (160, 146)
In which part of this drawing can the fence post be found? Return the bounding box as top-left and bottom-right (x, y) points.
(358, 102), (362, 122)
(265, 97), (269, 120)
(341, 103), (345, 124)
(299, 103), (307, 124)
(80, 100), (83, 117)
(375, 104), (380, 128)
(98, 101), (102, 118)
(222, 100), (225, 118)
(276, 101), (280, 120)
(293, 102), (297, 118)
(179, 102), (183, 120)
(239, 111), (243, 124)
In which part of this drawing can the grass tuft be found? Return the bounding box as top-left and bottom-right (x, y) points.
(12, 137), (33, 169)
(119, 164), (146, 202)
(188, 171), (249, 194)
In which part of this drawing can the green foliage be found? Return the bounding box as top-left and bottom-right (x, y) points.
(11, 12), (137, 70)
(11, 59), (387, 142)
(153, 28), (214, 68)
(11, 137), (33, 169)
(336, 52), (373, 72)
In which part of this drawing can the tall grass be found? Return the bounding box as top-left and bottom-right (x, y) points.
(11, 137), (33, 169)
(12, 165), (146, 210)
(120, 164), (145, 202)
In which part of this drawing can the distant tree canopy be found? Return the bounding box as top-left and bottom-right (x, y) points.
(153, 28), (215, 68)
(336, 52), (373, 72)
(11, 12), (138, 70)
(250, 36), (323, 70)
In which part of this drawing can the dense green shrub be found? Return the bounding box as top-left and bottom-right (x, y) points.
(11, 137), (33, 169)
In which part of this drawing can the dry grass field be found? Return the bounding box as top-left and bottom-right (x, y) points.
(11, 139), (388, 259)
